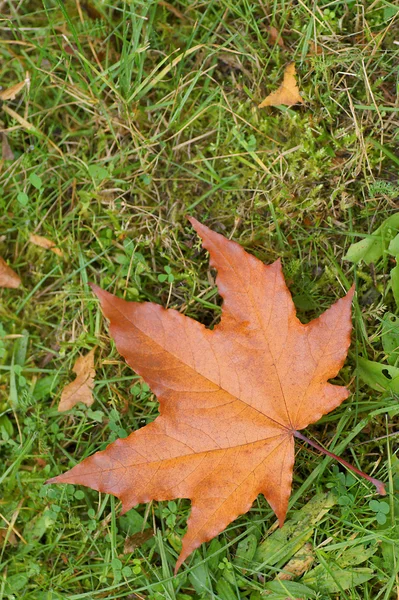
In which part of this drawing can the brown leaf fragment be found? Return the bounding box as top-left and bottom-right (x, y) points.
(276, 542), (314, 580)
(158, 0), (186, 20)
(1, 133), (14, 160)
(266, 26), (286, 49)
(29, 234), (63, 257)
(35, 457), (47, 469)
(82, 1), (105, 21)
(0, 72), (30, 101)
(0, 256), (21, 288)
(308, 41), (323, 55)
(258, 63), (303, 108)
(124, 529), (154, 553)
(0, 529), (17, 546)
(58, 349), (96, 412)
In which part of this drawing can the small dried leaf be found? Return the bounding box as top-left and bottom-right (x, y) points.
(0, 73), (29, 101)
(158, 0), (186, 20)
(0, 256), (21, 288)
(308, 41), (323, 55)
(124, 529), (154, 553)
(1, 133), (14, 160)
(29, 234), (63, 257)
(58, 349), (96, 412)
(0, 529), (18, 546)
(258, 63), (303, 108)
(266, 26), (286, 49)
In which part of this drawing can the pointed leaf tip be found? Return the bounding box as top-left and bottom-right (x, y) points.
(89, 282), (102, 295)
(89, 283), (114, 306)
(186, 214), (196, 225)
(187, 215), (207, 235)
(347, 283), (356, 300)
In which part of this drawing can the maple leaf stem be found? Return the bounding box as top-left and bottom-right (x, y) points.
(293, 430), (386, 496)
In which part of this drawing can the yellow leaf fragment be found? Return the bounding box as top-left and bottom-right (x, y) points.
(0, 256), (21, 288)
(258, 63), (303, 108)
(0, 72), (30, 101)
(276, 542), (315, 580)
(29, 234), (63, 257)
(58, 349), (96, 412)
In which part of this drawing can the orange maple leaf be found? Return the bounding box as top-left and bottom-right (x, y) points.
(48, 218), (385, 572)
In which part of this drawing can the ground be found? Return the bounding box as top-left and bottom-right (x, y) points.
(1, 1), (399, 599)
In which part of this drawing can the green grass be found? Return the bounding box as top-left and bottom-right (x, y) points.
(1, 0), (399, 598)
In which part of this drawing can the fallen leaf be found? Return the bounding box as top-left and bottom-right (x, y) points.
(29, 234), (63, 257)
(58, 349), (96, 412)
(266, 25), (286, 49)
(0, 529), (17, 546)
(35, 457), (48, 469)
(1, 133), (14, 160)
(124, 529), (154, 553)
(276, 542), (314, 580)
(0, 72), (29, 101)
(48, 218), (384, 573)
(258, 63), (303, 108)
(0, 256), (21, 288)
(308, 41), (323, 55)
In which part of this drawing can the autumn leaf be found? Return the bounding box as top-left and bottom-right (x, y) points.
(1, 133), (14, 160)
(0, 256), (21, 288)
(58, 349), (96, 412)
(0, 72), (30, 101)
(258, 63), (303, 108)
(266, 25), (286, 49)
(123, 529), (154, 553)
(29, 234), (63, 257)
(48, 218), (385, 572)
